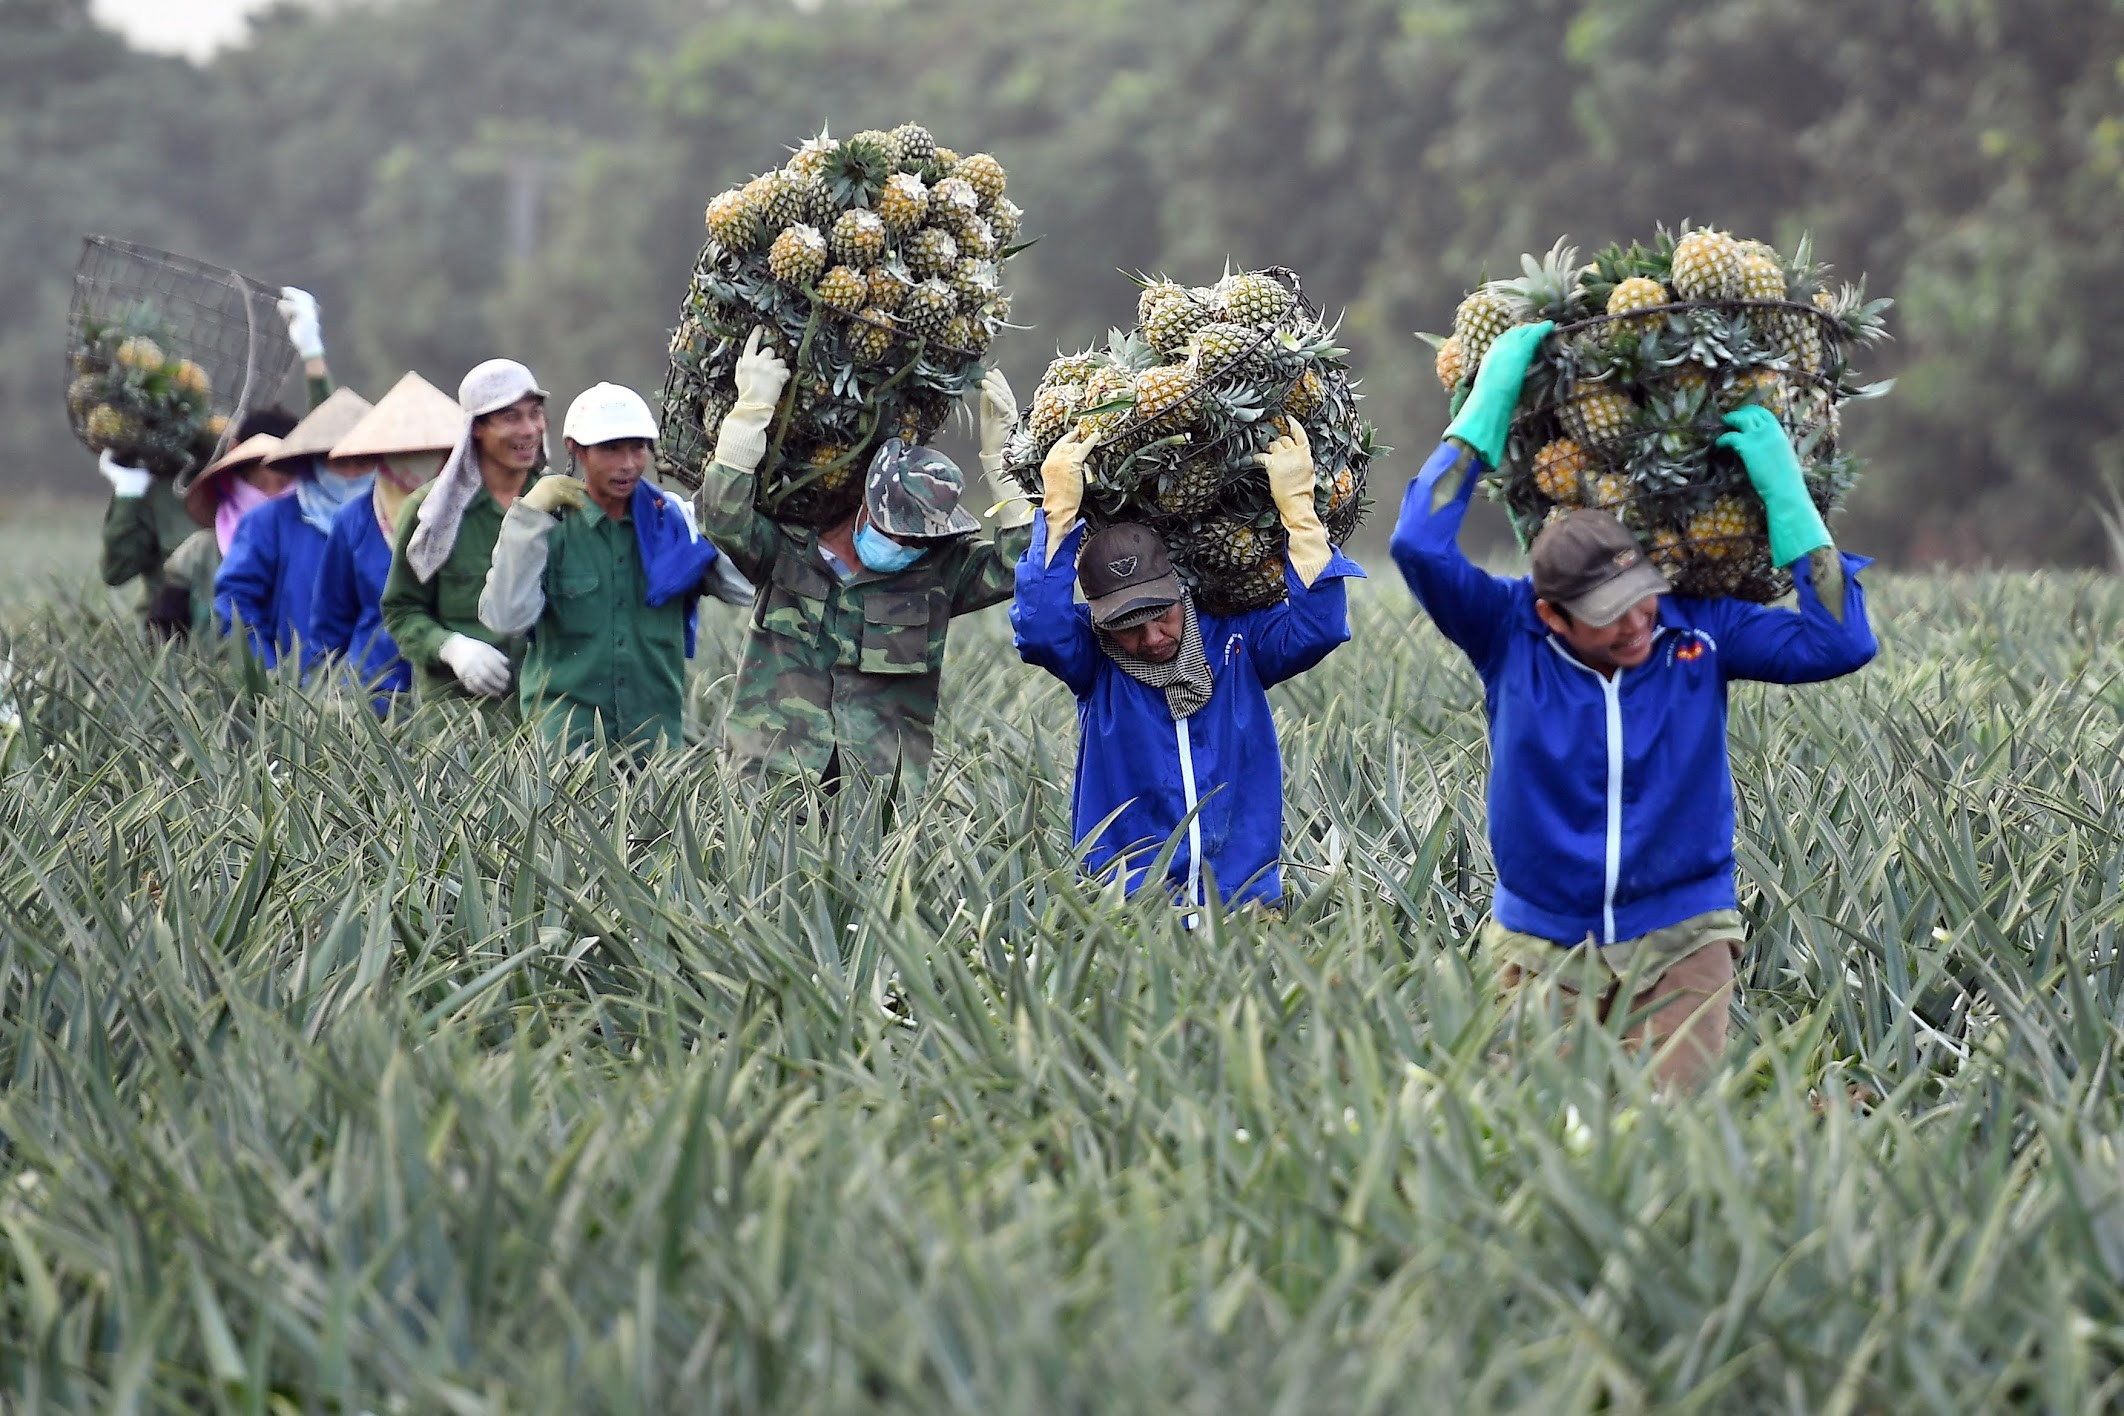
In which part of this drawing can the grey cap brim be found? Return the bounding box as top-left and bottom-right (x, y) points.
(1564, 559), (1673, 627)
(1088, 571), (1185, 627)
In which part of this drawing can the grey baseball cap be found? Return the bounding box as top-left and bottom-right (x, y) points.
(1080, 523), (1186, 627)
(1531, 510), (1673, 625)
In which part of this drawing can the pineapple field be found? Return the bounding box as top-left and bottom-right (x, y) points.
(660, 124), (1025, 527)
(1004, 269), (1382, 615)
(4, 536), (2124, 1410)
(1429, 228), (1891, 601)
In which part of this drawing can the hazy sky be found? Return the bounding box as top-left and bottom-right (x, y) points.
(90, 0), (275, 59)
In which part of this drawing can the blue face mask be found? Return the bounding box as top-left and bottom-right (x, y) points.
(854, 523), (926, 573)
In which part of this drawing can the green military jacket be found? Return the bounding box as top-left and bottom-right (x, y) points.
(379, 472), (543, 707)
(695, 458), (1032, 789)
(100, 475), (198, 616)
(519, 499), (692, 754)
(161, 529), (221, 638)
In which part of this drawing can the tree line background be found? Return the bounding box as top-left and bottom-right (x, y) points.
(8, 0), (2123, 565)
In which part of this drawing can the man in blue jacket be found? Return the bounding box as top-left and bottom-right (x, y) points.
(1013, 421), (1363, 912)
(1391, 320), (1877, 1090)
(215, 387), (374, 668)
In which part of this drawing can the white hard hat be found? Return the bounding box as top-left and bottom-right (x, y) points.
(458, 358), (548, 418)
(563, 382), (659, 446)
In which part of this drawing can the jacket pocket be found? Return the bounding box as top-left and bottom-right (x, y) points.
(759, 551), (830, 644)
(859, 589), (944, 675)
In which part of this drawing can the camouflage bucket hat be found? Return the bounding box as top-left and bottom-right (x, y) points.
(865, 438), (981, 540)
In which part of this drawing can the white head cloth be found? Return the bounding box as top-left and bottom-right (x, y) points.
(405, 358), (547, 583)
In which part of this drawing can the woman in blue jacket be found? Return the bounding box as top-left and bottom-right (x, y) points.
(215, 388), (374, 668)
(1390, 320), (1877, 1090)
(1013, 422), (1363, 911)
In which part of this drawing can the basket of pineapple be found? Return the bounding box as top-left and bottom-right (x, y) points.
(659, 124), (1027, 527)
(1002, 267), (1383, 617)
(65, 237), (299, 478)
(1428, 227), (1891, 602)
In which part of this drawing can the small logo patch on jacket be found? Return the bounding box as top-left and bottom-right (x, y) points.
(1670, 633), (1709, 665)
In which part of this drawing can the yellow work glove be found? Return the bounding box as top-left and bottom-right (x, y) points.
(711, 327), (791, 474)
(519, 475), (588, 517)
(1038, 425), (1095, 565)
(1259, 421), (1331, 586)
(978, 370), (1033, 529)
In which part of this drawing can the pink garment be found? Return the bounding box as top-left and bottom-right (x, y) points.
(215, 478), (286, 554)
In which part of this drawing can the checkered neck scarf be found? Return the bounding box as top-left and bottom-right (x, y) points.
(1095, 596), (1214, 719)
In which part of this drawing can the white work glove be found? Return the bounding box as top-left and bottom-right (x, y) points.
(519, 476), (588, 517)
(438, 631), (512, 697)
(977, 369), (1033, 529)
(1259, 421), (1331, 587)
(1037, 426), (1096, 565)
(710, 327), (790, 475)
(97, 449), (152, 499)
(277, 286), (325, 360)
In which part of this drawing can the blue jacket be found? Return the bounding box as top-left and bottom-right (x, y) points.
(1012, 514), (1363, 908)
(1390, 441), (1877, 945)
(308, 489), (411, 703)
(215, 494), (327, 668)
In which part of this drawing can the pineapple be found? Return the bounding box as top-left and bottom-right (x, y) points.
(786, 133), (839, 183)
(1434, 335), (1467, 393)
(1285, 369), (1326, 420)
(1193, 515), (1275, 574)
(947, 257), (997, 307)
(1452, 285), (1517, 373)
(85, 404), (138, 449)
(989, 198), (1024, 245)
(1589, 471), (1631, 515)
(829, 209), (887, 268)
(904, 226), (959, 279)
(867, 265), (912, 313)
(758, 171), (810, 232)
(956, 216), (998, 261)
(1133, 363), (1199, 423)
(171, 360), (210, 398)
(1606, 276), (1669, 336)
(1216, 272), (1296, 328)
(901, 279), (959, 342)
(1532, 438), (1590, 504)
(953, 152), (1007, 208)
(1646, 526), (1687, 577)
(706, 188), (763, 252)
(66, 374), (101, 415)
(877, 173), (929, 236)
(1738, 245), (1787, 302)
(929, 177), (982, 238)
(1029, 382), (1082, 445)
(1323, 462), (1358, 517)
(1157, 457), (1225, 516)
(1188, 322), (1261, 377)
(1720, 367), (1792, 418)
(1669, 228), (1743, 301)
(768, 224), (829, 287)
(1218, 554), (1290, 613)
(945, 314), (983, 354)
(849, 309), (897, 365)
(1144, 292), (1213, 358)
(1685, 494), (1764, 560)
(891, 123), (938, 170)
(206, 414), (229, 440)
(817, 265), (869, 314)
(1560, 385), (1637, 452)
(115, 336), (164, 371)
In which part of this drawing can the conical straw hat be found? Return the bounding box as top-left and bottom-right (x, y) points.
(182, 433), (283, 524)
(331, 372), (466, 460)
(266, 387), (376, 465)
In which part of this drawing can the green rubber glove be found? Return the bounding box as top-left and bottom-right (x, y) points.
(1716, 406), (1830, 567)
(1442, 320), (1553, 468)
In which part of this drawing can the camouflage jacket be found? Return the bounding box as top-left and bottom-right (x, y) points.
(695, 458), (1032, 788)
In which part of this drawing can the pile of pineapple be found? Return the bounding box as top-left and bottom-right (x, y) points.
(66, 307), (225, 477)
(1429, 227), (1891, 601)
(1003, 268), (1381, 616)
(659, 124), (1025, 527)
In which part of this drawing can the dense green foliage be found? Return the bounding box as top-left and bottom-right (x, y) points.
(9, 0), (2124, 567)
(3, 536), (2124, 1407)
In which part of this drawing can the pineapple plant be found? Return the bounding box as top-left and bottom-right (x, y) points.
(1007, 265), (1377, 614)
(768, 224), (828, 287)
